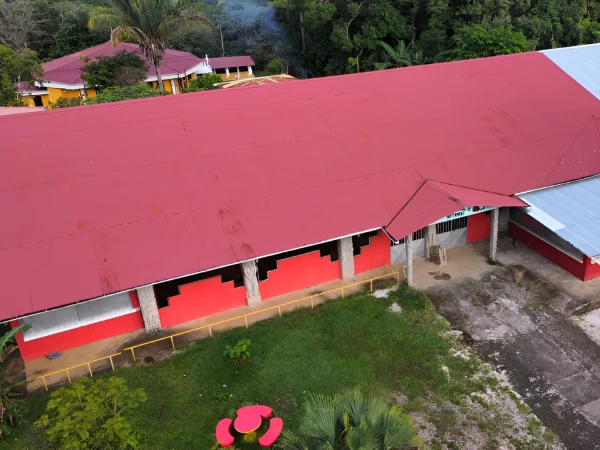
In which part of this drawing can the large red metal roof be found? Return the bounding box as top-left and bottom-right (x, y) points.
(1, 51), (600, 320)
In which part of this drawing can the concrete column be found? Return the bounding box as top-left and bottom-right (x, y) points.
(424, 224), (436, 261)
(136, 286), (161, 333)
(338, 237), (355, 281)
(489, 208), (499, 261)
(404, 234), (413, 287)
(248, 65), (253, 76)
(170, 79), (177, 94)
(242, 260), (261, 307)
(225, 68), (230, 78)
(237, 67), (240, 79)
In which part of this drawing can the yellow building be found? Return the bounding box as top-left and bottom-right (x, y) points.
(18, 42), (256, 108)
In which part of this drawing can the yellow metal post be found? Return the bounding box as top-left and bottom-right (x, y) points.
(244, 316), (248, 328)
(370, 279), (373, 292)
(109, 356), (115, 371)
(170, 336), (175, 350)
(66, 369), (71, 384)
(278, 306), (281, 317)
(42, 377), (48, 391)
(88, 363), (93, 377)
(311, 296), (314, 308)
(209, 326), (212, 338)
(130, 348), (137, 362)
(342, 287), (345, 298)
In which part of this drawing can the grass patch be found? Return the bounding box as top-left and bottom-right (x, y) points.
(6, 286), (554, 448)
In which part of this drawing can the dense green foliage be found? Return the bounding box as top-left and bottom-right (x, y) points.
(49, 97), (84, 109)
(86, 83), (162, 104)
(223, 338), (251, 361)
(82, 51), (148, 90)
(35, 377), (146, 449)
(280, 389), (417, 448)
(184, 72), (222, 91)
(0, 45), (41, 105)
(271, 0), (600, 76)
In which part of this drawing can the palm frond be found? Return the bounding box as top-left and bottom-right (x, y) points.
(379, 41), (399, 61)
(0, 324), (30, 353)
(88, 7), (128, 29)
(298, 393), (338, 446)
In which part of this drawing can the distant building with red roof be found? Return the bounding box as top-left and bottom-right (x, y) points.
(19, 41), (255, 107)
(2, 45), (600, 383)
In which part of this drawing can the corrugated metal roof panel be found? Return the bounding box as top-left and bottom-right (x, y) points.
(518, 176), (600, 258)
(541, 44), (600, 100)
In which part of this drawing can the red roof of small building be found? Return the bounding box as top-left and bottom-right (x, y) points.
(208, 56), (255, 69)
(40, 41), (203, 85)
(1, 51), (599, 320)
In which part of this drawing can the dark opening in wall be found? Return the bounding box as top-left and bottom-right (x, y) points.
(153, 265), (244, 308)
(391, 228), (426, 246)
(257, 241), (339, 281)
(352, 230), (380, 256)
(436, 217), (468, 234)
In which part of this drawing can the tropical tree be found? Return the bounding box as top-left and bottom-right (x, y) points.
(89, 0), (208, 93)
(375, 40), (421, 70)
(279, 389), (417, 449)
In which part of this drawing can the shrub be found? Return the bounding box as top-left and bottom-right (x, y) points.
(36, 377), (146, 449)
(86, 83), (162, 104)
(184, 72), (222, 92)
(264, 58), (284, 75)
(224, 339), (251, 362)
(49, 97), (84, 109)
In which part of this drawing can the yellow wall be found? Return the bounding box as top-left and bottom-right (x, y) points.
(22, 94), (50, 107)
(219, 71), (252, 81)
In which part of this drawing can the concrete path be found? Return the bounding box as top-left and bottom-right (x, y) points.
(427, 266), (600, 448)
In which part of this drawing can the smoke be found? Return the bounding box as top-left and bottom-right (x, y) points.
(208, 0), (306, 77)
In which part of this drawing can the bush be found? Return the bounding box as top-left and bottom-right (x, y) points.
(86, 83), (162, 104)
(264, 58), (284, 75)
(184, 73), (222, 92)
(49, 97), (84, 109)
(224, 339), (251, 362)
(35, 377), (146, 449)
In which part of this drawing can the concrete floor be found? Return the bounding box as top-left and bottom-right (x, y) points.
(424, 238), (600, 448)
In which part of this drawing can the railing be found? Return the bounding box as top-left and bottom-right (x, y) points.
(33, 353), (122, 391)
(29, 271), (400, 390)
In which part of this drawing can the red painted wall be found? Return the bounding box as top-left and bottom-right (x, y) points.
(584, 257), (600, 281)
(159, 277), (247, 328)
(467, 213), (491, 243)
(354, 231), (391, 274)
(259, 251), (341, 300)
(509, 221), (587, 280)
(12, 311), (144, 361)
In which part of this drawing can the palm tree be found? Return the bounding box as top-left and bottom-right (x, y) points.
(375, 40), (421, 70)
(280, 389), (416, 449)
(0, 324), (30, 363)
(89, 0), (208, 93)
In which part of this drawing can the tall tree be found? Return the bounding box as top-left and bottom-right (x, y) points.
(0, 44), (42, 105)
(89, 0), (208, 92)
(0, 0), (38, 50)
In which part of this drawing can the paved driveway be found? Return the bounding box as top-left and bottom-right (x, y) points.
(427, 265), (600, 448)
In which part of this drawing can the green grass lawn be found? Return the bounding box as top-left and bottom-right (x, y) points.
(6, 285), (555, 449)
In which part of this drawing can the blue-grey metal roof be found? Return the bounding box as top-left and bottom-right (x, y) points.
(518, 176), (600, 259)
(541, 44), (600, 100)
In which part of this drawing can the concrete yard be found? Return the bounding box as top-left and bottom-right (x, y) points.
(424, 239), (600, 448)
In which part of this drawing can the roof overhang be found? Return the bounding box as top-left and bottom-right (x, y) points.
(385, 181), (528, 241)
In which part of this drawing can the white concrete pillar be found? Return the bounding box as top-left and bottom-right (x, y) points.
(489, 208), (499, 261)
(225, 68), (230, 78)
(79, 89), (87, 101)
(424, 224), (436, 261)
(338, 237), (355, 281)
(248, 65), (253, 76)
(242, 260), (261, 307)
(136, 286), (161, 333)
(170, 79), (177, 94)
(237, 67), (240, 79)
(405, 234), (413, 287)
